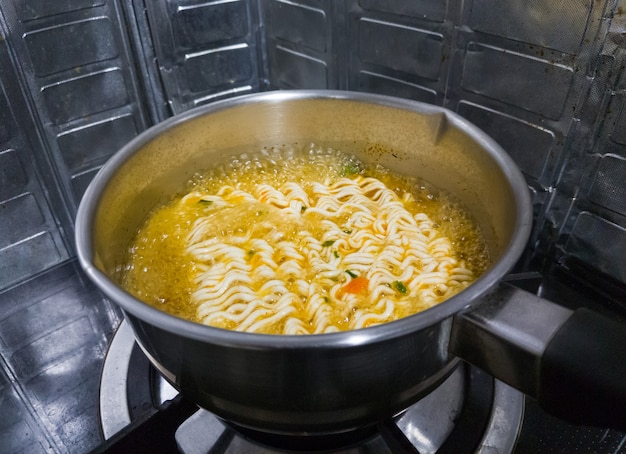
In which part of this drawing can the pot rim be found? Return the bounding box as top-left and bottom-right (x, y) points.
(75, 89), (533, 349)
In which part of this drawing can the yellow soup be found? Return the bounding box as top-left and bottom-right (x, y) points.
(122, 145), (490, 334)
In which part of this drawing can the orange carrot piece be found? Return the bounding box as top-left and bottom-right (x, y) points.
(342, 276), (369, 294)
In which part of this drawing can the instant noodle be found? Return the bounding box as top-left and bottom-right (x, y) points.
(122, 146), (490, 334)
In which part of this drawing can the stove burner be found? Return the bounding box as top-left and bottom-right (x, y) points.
(216, 417), (383, 452)
(99, 321), (524, 453)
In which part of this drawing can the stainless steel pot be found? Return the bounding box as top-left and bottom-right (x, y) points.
(75, 90), (626, 435)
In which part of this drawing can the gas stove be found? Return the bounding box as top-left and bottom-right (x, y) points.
(0, 262), (625, 453)
(1, 0), (626, 451)
(95, 268), (626, 454)
(95, 320), (523, 453)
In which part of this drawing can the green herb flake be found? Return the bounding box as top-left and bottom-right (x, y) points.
(341, 163), (361, 177)
(345, 269), (358, 279)
(322, 240), (335, 247)
(300, 206), (308, 213)
(198, 199), (213, 206)
(392, 280), (408, 294)
(333, 250), (340, 258)
(247, 249), (257, 257)
(343, 229), (353, 234)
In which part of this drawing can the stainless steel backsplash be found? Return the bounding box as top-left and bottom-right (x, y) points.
(1, 0), (625, 294)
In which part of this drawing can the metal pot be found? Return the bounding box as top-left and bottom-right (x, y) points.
(75, 90), (626, 435)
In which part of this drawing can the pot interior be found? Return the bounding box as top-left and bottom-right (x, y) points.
(88, 92), (528, 302)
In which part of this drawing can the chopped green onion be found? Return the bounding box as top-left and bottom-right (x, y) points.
(198, 199), (213, 206)
(392, 280), (408, 294)
(333, 250), (340, 258)
(343, 229), (352, 234)
(322, 240), (335, 247)
(341, 163), (361, 176)
(345, 270), (358, 279)
(247, 249), (257, 257)
(301, 206), (307, 213)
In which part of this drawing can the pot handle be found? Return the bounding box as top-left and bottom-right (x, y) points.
(450, 283), (626, 431)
